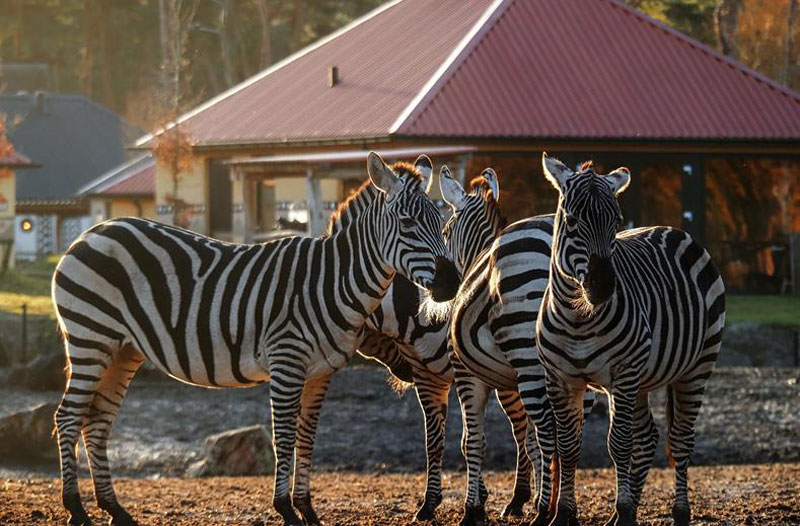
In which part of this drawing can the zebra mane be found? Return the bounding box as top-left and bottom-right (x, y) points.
(466, 176), (508, 231)
(324, 161), (424, 237)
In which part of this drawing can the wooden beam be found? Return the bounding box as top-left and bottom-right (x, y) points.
(306, 168), (325, 237)
(243, 176), (256, 243)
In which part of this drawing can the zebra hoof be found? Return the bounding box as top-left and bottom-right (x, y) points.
(68, 513), (92, 526)
(293, 494), (321, 526)
(106, 503), (138, 526)
(415, 492), (442, 521)
(460, 505), (486, 526)
(549, 508), (580, 526)
(525, 508), (550, 526)
(501, 488), (531, 518)
(672, 504), (690, 526)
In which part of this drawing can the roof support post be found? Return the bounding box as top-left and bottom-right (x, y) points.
(454, 153), (471, 185)
(243, 174), (256, 244)
(681, 157), (706, 244)
(306, 167), (325, 237)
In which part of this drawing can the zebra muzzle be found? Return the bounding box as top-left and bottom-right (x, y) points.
(429, 256), (460, 302)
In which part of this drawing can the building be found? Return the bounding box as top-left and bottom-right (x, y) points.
(0, 150), (35, 269)
(78, 153), (156, 224)
(0, 92), (140, 259)
(139, 0), (800, 292)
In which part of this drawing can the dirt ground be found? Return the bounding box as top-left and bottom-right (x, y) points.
(2, 464), (799, 525)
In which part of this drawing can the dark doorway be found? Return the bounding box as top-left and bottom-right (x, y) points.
(209, 159), (232, 238)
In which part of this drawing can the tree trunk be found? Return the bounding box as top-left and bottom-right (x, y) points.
(257, 0), (273, 69)
(782, 0), (798, 86)
(97, 0), (114, 109)
(80, 0), (95, 96)
(714, 0), (743, 59)
(219, 0), (236, 87)
(290, 0), (306, 52)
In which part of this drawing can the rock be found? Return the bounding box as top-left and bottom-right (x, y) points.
(0, 403), (59, 461)
(7, 353), (66, 391)
(186, 425), (274, 477)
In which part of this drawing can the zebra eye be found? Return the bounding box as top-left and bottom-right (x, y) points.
(565, 214), (578, 229)
(400, 217), (416, 229)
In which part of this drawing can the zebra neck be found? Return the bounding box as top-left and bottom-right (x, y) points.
(325, 200), (395, 327)
(545, 260), (602, 327)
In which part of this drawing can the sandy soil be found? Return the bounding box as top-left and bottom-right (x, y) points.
(1, 367), (798, 480)
(2, 464), (799, 525)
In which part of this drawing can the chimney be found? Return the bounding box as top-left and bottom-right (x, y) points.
(34, 91), (47, 114)
(328, 66), (339, 88)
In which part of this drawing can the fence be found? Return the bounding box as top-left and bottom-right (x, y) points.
(0, 306), (61, 365)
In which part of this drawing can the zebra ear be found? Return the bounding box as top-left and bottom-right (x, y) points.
(414, 155), (434, 194)
(542, 152), (572, 193)
(480, 168), (499, 203)
(439, 165), (467, 210)
(605, 167), (631, 196)
(367, 151), (400, 195)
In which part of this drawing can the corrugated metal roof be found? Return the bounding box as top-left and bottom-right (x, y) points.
(79, 153), (155, 197)
(0, 150), (34, 167)
(153, 0), (494, 147)
(399, 0), (800, 140)
(143, 0), (800, 147)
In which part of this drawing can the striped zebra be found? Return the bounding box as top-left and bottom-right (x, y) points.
(330, 164), (539, 521)
(52, 152), (459, 526)
(446, 170), (595, 526)
(536, 154), (725, 526)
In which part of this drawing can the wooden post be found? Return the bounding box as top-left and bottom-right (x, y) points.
(306, 167), (325, 237)
(21, 303), (27, 363)
(243, 175), (256, 244)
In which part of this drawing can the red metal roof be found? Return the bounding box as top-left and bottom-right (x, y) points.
(142, 0), (800, 147)
(157, 0), (494, 146)
(79, 154), (155, 197)
(0, 150), (34, 167)
(399, 0), (800, 140)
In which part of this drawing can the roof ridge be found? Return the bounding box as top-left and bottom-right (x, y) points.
(77, 152), (153, 196)
(390, 0), (510, 134)
(603, 0), (800, 104)
(135, 0), (406, 148)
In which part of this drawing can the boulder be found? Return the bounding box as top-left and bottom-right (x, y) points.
(7, 353), (66, 391)
(186, 425), (274, 477)
(0, 403), (59, 461)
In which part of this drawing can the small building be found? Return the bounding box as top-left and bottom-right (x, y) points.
(139, 0), (800, 293)
(78, 153), (156, 224)
(0, 92), (140, 259)
(0, 150), (35, 269)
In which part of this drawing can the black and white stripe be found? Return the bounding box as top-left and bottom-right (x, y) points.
(52, 152), (457, 526)
(446, 166), (596, 526)
(329, 163), (538, 522)
(536, 154), (725, 526)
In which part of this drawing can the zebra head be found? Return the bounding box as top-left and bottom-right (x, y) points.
(367, 152), (459, 302)
(542, 153), (630, 306)
(440, 165), (505, 275)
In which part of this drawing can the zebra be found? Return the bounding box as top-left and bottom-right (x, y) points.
(328, 162), (540, 522)
(445, 168), (596, 526)
(536, 154), (725, 526)
(52, 152), (459, 526)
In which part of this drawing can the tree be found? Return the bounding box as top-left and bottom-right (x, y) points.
(151, 121), (194, 228)
(715, 0), (743, 58)
(0, 114), (15, 274)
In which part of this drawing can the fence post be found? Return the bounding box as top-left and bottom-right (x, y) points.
(21, 303), (27, 363)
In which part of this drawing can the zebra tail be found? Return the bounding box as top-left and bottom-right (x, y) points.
(548, 450), (560, 516)
(665, 385), (675, 469)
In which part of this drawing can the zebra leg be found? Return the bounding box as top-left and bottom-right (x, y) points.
(496, 390), (533, 519)
(84, 346), (145, 526)
(545, 374), (585, 526)
(56, 342), (113, 526)
(605, 372), (640, 526)
(667, 373), (711, 526)
(629, 391), (658, 518)
(292, 373), (332, 526)
(413, 372), (451, 521)
(454, 367), (492, 526)
(268, 364), (306, 526)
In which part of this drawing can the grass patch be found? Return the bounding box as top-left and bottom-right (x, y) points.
(0, 257), (57, 317)
(726, 295), (800, 327)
